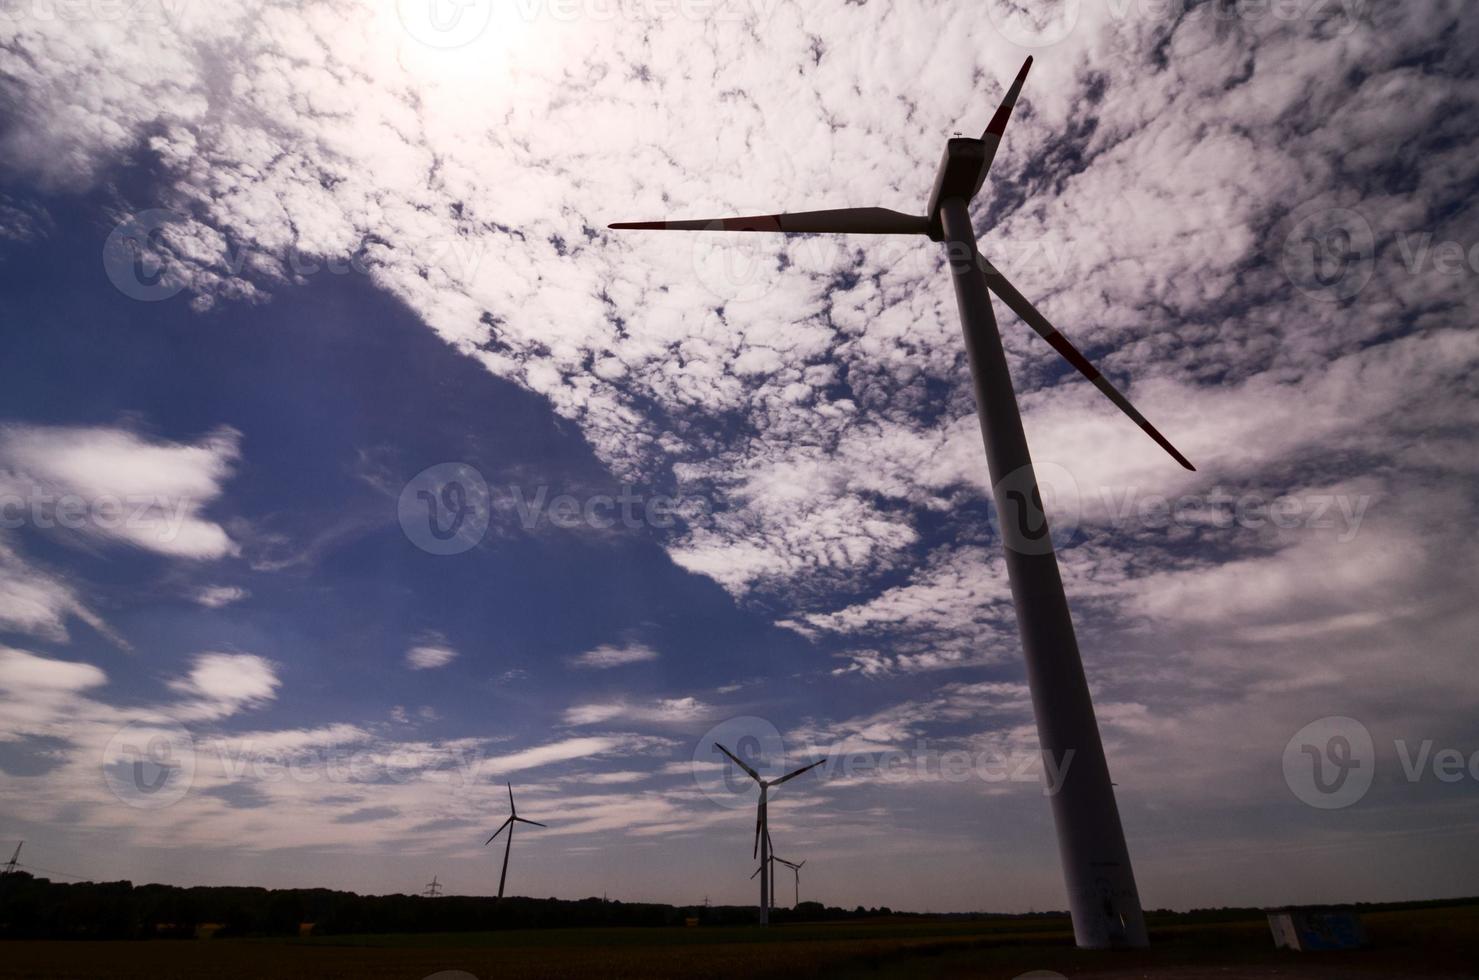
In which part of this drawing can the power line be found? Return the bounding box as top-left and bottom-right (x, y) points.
(14, 862), (93, 881)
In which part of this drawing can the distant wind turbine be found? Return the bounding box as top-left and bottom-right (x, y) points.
(716, 743), (824, 926)
(751, 846), (805, 910)
(610, 56), (1175, 949)
(775, 857), (805, 908)
(483, 782), (546, 900)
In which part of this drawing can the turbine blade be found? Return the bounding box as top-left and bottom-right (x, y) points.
(751, 864), (764, 880)
(514, 818), (547, 827)
(753, 804), (762, 860)
(981, 259), (1196, 471)
(484, 816), (513, 845)
(507, 782), (516, 814)
(974, 57), (1033, 192)
(609, 207), (929, 236)
(715, 743), (761, 783)
(771, 758), (826, 787)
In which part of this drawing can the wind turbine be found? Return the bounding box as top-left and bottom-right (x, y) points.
(483, 782), (546, 900)
(775, 857), (804, 908)
(2, 841), (20, 876)
(610, 57), (1184, 949)
(715, 742), (824, 926)
(755, 851), (805, 909)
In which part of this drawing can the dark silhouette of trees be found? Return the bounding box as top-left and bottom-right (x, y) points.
(0, 872), (906, 939)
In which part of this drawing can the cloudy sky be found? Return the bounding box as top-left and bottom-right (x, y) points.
(1, 0), (1476, 913)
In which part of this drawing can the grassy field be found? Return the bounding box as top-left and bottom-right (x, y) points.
(1, 905), (1474, 979)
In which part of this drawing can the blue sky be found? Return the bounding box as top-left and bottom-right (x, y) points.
(1, 0), (1477, 913)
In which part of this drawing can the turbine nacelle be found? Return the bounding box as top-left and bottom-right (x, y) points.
(927, 54), (1035, 237)
(924, 137), (990, 241)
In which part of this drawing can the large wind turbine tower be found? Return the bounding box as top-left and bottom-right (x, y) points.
(611, 57), (1191, 949)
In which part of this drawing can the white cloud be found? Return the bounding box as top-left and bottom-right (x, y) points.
(568, 642), (658, 669)
(1127, 527), (1423, 633)
(574, 770), (650, 785)
(0, 542), (98, 642)
(786, 546), (1019, 675)
(169, 652), (280, 720)
(483, 735), (660, 775)
(0, 647), (107, 695)
(202, 722), (372, 755)
(405, 643), (458, 670)
(0, 423), (241, 559)
(193, 585), (249, 608)
(562, 697), (714, 727)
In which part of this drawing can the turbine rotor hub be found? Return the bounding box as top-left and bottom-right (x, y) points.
(925, 137), (988, 241)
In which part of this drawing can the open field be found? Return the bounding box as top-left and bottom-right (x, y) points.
(1, 905), (1474, 979)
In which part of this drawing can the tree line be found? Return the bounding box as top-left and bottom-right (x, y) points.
(0, 872), (897, 939)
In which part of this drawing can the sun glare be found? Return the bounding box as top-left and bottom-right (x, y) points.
(369, 0), (556, 89)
